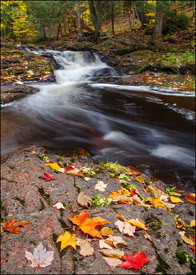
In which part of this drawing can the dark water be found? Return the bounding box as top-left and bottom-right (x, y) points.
(1, 48), (195, 192)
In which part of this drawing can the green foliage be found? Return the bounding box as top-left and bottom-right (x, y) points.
(91, 194), (113, 207)
(165, 186), (176, 195)
(176, 251), (189, 264)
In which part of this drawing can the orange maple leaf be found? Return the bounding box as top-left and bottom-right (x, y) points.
(69, 210), (110, 239)
(2, 217), (28, 234)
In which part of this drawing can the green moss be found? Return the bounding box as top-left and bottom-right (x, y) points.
(176, 251), (189, 264)
(58, 218), (69, 229)
(1, 177), (17, 183)
(146, 214), (162, 231)
(12, 197), (25, 206)
(156, 253), (171, 274)
(37, 187), (51, 205)
(177, 239), (183, 247)
(0, 202), (8, 220)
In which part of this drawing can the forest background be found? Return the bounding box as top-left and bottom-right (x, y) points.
(1, 0), (195, 90)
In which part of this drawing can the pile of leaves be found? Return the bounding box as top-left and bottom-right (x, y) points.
(1, 42), (54, 84)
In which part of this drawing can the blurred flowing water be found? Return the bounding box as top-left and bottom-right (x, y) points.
(1, 47), (195, 191)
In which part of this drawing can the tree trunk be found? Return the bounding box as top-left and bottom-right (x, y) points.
(77, 2), (83, 41)
(152, 2), (164, 41)
(56, 23), (61, 40)
(111, 2), (115, 35)
(88, 0), (101, 43)
(137, 10), (147, 28)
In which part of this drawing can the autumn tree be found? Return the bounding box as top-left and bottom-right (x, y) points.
(152, 1), (164, 41)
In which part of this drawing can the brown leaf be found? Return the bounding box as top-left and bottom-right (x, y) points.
(2, 217), (28, 234)
(77, 192), (92, 208)
(115, 220), (135, 237)
(99, 240), (113, 249)
(106, 235), (128, 248)
(144, 234), (152, 241)
(185, 193), (196, 204)
(76, 238), (94, 256)
(98, 248), (124, 259)
(102, 257), (122, 267)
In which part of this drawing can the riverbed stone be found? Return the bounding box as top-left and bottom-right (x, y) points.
(1, 145), (195, 274)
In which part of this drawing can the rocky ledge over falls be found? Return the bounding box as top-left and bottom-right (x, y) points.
(1, 145), (195, 274)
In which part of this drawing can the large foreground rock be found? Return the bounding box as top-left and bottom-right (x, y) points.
(1, 146), (195, 274)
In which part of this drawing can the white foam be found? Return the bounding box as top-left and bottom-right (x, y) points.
(150, 144), (195, 166)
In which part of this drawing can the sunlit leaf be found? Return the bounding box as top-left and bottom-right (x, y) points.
(179, 231), (194, 246)
(56, 231), (76, 251)
(69, 210), (109, 239)
(120, 252), (149, 269)
(170, 196), (184, 203)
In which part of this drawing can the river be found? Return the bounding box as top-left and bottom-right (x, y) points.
(1, 47), (195, 192)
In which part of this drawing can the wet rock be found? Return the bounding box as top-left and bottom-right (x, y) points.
(1, 84), (39, 105)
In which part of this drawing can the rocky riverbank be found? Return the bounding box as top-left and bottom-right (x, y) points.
(1, 145), (195, 274)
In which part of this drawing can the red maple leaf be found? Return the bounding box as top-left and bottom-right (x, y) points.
(40, 173), (54, 181)
(120, 252), (149, 269)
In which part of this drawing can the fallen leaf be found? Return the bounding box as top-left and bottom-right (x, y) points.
(176, 218), (186, 229)
(115, 220), (135, 237)
(135, 176), (145, 183)
(112, 195), (133, 204)
(120, 252), (149, 269)
(66, 170), (84, 177)
(190, 220), (196, 227)
(170, 196), (184, 203)
(126, 166), (139, 175)
(103, 257), (122, 267)
(101, 227), (114, 237)
(77, 192), (92, 208)
(144, 234), (152, 241)
(46, 162), (61, 171)
(84, 177), (91, 181)
(160, 201), (176, 209)
(185, 193), (196, 204)
(25, 242), (54, 268)
(146, 185), (167, 199)
(99, 240), (113, 249)
(53, 202), (65, 210)
(40, 173), (54, 181)
(69, 210), (109, 239)
(95, 181), (107, 192)
(106, 235), (128, 248)
(109, 189), (131, 199)
(2, 217), (28, 234)
(128, 218), (148, 230)
(190, 235), (196, 245)
(179, 231), (194, 246)
(56, 231), (76, 251)
(145, 197), (166, 208)
(76, 238), (94, 256)
(64, 166), (74, 173)
(99, 248), (124, 258)
(58, 168), (65, 173)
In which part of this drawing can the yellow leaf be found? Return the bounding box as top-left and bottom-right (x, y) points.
(46, 162), (61, 171)
(170, 196), (184, 204)
(179, 231), (194, 246)
(56, 231), (76, 251)
(135, 176), (145, 183)
(128, 218), (148, 230)
(190, 220), (196, 227)
(145, 197), (166, 208)
(101, 227), (114, 237)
